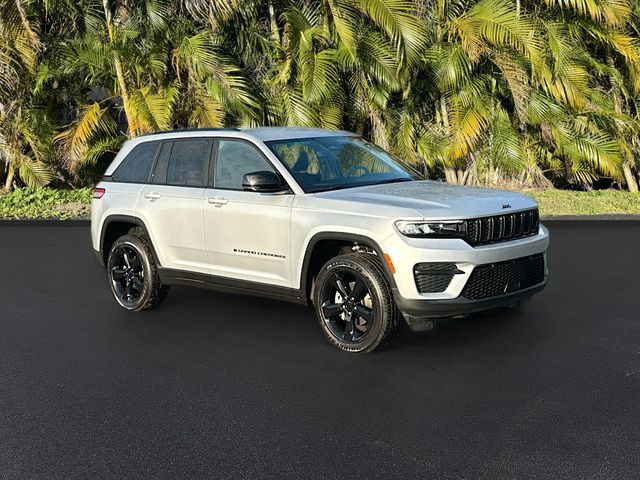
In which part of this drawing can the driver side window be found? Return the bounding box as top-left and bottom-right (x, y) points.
(214, 140), (276, 190)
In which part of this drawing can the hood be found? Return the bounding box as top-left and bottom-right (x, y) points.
(314, 180), (537, 219)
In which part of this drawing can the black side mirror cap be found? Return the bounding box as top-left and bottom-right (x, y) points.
(242, 171), (286, 193)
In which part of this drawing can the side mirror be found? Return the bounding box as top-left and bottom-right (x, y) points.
(242, 171), (286, 193)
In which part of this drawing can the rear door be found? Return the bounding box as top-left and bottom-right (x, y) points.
(136, 138), (213, 274)
(202, 138), (294, 287)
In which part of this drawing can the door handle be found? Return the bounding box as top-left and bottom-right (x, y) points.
(207, 197), (228, 207)
(144, 192), (161, 201)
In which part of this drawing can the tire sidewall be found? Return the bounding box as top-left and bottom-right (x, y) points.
(106, 235), (154, 311)
(314, 256), (391, 352)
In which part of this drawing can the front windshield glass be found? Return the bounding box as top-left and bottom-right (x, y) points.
(265, 136), (414, 193)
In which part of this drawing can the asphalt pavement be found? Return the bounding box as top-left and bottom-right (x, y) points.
(0, 221), (639, 479)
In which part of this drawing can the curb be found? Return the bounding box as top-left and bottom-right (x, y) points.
(0, 219), (91, 226)
(1, 216), (640, 225)
(543, 215), (640, 221)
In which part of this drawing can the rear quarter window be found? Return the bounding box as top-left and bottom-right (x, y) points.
(112, 142), (159, 183)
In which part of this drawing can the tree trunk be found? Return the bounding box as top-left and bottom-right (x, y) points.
(3, 166), (15, 192)
(623, 163), (639, 192)
(113, 54), (136, 136)
(103, 0), (135, 137)
(268, 1), (281, 44)
(605, 54), (635, 192)
(322, 0), (331, 38)
(444, 167), (457, 184)
(440, 97), (449, 129)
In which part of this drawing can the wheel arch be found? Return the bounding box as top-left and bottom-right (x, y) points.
(99, 214), (160, 267)
(299, 232), (397, 303)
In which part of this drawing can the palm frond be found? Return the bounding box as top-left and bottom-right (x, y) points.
(450, 0), (541, 63)
(544, 0), (631, 27)
(17, 156), (53, 189)
(446, 96), (491, 161)
(555, 123), (623, 179)
(355, 29), (400, 90)
(83, 136), (126, 166)
(55, 102), (116, 170)
(488, 109), (525, 174)
(190, 94), (224, 128)
(325, 0), (359, 55)
(301, 49), (340, 103)
(128, 84), (178, 132)
(425, 44), (473, 91)
(355, 0), (426, 63)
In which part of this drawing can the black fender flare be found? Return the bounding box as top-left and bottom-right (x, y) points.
(98, 214), (161, 267)
(298, 232), (398, 300)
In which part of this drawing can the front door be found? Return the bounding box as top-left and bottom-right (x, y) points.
(203, 139), (294, 287)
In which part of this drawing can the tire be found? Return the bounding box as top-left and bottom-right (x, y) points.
(106, 234), (169, 311)
(313, 253), (402, 353)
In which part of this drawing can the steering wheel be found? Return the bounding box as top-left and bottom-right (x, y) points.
(343, 165), (370, 177)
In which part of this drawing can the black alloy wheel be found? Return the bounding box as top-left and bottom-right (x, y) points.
(320, 269), (375, 343)
(313, 253), (402, 353)
(106, 234), (168, 311)
(110, 244), (145, 305)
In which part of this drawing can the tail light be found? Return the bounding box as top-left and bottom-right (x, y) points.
(93, 187), (106, 199)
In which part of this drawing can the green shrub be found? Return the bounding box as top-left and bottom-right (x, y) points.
(0, 188), (93, 219)
(526, 190), (640, 216)
(1, 187), (640, 220)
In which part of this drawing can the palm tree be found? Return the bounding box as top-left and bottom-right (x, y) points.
(0, 0), (53, 191)
(51, 0), (258, 171)
(377, 0), (640, 190)
(2, 0), (640, 191)
(536, 0), (640, 191)
(237, 0), (425, 146)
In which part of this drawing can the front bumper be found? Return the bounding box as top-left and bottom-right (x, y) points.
(393, 283), (545, 319)
(381, 224), (549, 317)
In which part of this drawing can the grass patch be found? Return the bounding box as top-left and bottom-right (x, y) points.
(1, 187), (639, 219)
(0, 187), (93, 219)
(526, 189), (640, 217)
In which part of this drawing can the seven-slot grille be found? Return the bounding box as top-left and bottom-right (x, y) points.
(465, 209), (539, 246)
(461, 253), (545, 300)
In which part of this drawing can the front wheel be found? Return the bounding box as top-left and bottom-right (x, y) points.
(106, 234), (169, 311)
(313, 253), (401, 353)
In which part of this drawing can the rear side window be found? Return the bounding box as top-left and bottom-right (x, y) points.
(112, 142), (159, 183)
(165, 139), (212, 187)
(150, 142), (172, 185)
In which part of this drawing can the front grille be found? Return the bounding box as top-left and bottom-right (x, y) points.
(461, 254), (545, 300)
(414, 263), (462, 293)
(465, 209), (539, 246)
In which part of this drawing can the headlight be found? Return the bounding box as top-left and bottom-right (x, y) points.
(395, 220), (465, 238)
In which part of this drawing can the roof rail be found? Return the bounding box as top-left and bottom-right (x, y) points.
(139, 128), (240, 137)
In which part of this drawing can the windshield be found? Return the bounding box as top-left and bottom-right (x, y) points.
(265, 136), (414, 193)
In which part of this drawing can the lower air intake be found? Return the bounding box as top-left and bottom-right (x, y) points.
(461, 254), (545, 300)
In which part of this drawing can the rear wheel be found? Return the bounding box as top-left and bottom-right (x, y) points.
(106, 234), (169, 311)
(313, 253), (401, 353)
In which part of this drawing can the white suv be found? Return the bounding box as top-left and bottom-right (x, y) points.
(91, 127), (549, 352)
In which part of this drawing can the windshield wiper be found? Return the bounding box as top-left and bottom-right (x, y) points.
(308, 185), (352, 193)
(374, 177), (413, 185)
(309, 177), (413, 193)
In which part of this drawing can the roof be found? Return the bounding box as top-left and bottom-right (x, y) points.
(238, 127), (353, 142)
(139, 128), (239, 137)
(132, 127), (355, 144)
